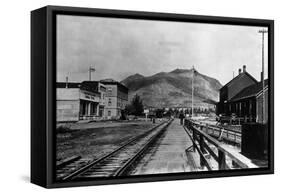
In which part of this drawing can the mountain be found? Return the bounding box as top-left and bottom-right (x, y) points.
(121, 68), (222, 109)
(121, 73), (144, 85)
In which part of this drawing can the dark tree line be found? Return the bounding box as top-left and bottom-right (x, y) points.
(122, 94), (214, 119)
(124, 94), (144, 116)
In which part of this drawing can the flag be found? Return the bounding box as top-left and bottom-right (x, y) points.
(89, 67), (95, 72)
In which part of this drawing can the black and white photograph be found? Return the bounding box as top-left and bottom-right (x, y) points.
(55, 13), (271, 182)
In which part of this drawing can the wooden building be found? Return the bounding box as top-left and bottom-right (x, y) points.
(217, 65), (268, 123)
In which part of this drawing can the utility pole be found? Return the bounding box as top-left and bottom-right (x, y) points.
(191, 66), (194, 119)
(89, 67), (95, 81)
(258, 29), (267, 124)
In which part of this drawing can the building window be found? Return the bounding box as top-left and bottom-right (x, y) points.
(249, 99), (252, 115)
(108, 98), (112, 106)
(108, 111), (111, 116)
(239, 102), (242, 116)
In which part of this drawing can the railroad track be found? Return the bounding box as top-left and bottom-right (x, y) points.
(59, 119), (173, 181)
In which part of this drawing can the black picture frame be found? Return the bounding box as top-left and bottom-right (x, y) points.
(31, 5), (274, 188)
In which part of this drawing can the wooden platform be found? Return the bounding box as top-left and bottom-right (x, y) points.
(132, 119), (199, 175)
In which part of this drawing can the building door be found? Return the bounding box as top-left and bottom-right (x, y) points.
(80, 100), (88, 116)
(90, 103), (96, 115)
(99, 107), (104, 117)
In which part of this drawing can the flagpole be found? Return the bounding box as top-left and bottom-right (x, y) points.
(191, 66), (194, 119)
(89, 67), (95, 81)
(89, 67), (91, 81)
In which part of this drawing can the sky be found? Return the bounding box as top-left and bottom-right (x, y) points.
(57, 15), (268, 85)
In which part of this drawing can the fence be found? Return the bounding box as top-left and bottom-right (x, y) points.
(219, 116), (256, 125)
(184, 119), (257, 170)
(194, 121), (241, 145)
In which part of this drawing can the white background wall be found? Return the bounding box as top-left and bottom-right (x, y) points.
(0, 0), (279, 193)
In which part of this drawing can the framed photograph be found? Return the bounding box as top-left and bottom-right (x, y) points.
(31, 5), (274, 188)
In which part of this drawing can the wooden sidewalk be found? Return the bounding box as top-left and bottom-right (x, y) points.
(132, 119), (198, 174)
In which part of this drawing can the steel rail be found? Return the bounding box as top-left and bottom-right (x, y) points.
(114, 119), (173, 176)
(62, 120), (171, 180)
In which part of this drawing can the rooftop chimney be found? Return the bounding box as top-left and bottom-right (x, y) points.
(238, 68), (242, 74)
(243, 65), (246, 72)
